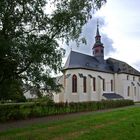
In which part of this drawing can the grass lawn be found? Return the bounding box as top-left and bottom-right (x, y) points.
(0, 106), (140, 140)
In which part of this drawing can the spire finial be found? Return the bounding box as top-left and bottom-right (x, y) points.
(96, 19), (100, 36)
(97, 19), (99, 28)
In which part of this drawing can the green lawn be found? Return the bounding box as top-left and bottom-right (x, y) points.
(0, 106), (140, 140)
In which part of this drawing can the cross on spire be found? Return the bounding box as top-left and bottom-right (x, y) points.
(97, 19), (99, 28)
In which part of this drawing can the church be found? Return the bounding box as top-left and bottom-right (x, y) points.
(53, 23), (140, 103)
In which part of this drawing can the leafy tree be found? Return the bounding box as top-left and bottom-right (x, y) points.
(0, 0), (106, 100)
(0, 79), (26, 102)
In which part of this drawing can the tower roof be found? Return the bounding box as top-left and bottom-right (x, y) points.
(96, 20), (100, 37)
(93, 21), (104, 48)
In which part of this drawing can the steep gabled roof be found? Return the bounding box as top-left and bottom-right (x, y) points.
(63, 51), (114, 73)
(106, 58), (140, 76)
(63, 51), (140, 76)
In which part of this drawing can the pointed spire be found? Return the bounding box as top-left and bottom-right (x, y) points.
(95, 19), (101, 43)
(92, 20), (104, 62)
(96, 19), (100, 36)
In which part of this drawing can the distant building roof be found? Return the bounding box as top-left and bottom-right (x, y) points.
(63, 51), (140, 76)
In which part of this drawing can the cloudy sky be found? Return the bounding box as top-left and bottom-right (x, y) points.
(63, 0), (140, 71)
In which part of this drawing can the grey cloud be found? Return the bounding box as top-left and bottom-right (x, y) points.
(132, 61), (140, 71)
(102, 34), (116, 55)
(64, 16), (116, 58)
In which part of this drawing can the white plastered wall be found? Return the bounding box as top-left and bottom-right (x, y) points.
(54, 69), (114, 102)
(117, 74), (140, 102)
(53, 69), (140, 103)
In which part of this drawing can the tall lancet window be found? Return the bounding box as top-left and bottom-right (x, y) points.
(103, 79), (105, 91)
(72, 75), (77, 93)
(134, 87), (136, 96)
(93, 77), (96, 91)
(83, 77), (87, 93)
(127, 86), (130, 96)
(111, 80), (113, 91)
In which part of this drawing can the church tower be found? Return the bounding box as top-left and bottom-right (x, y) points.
(92, 21), (104, 62)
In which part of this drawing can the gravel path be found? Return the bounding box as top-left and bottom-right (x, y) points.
(0, 104), (139, 132)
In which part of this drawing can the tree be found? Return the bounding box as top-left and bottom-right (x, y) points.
(0, 0), (106, 100)
(0, 79), (26, 102)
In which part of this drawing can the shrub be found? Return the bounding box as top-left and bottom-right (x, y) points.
(0, 99), (134, 122)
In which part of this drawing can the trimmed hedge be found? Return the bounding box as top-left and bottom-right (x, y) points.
(0, 100), (134, 122)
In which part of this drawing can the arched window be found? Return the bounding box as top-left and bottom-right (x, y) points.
(101, 49), (104, 54)
(93, 77), (96, 91)
(103, 79), (105, 91)
(83, 77), (87, 93)
(111, 80), (113, 91)
(72, 75), (77, 93)
(127, 86), (130, 96)
(127, 75), (129, 80)
(134, 87), (136, 96)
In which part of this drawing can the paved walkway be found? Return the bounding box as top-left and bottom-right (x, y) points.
(0, 104), (139, 132)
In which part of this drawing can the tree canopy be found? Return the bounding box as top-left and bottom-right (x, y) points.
(0, 0), (106, 100)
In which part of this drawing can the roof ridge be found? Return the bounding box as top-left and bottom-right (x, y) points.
(71, 50), (92, 57)
(107, 57), (127, 64)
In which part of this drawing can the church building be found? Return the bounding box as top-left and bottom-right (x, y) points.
(53, 23), (140, 103)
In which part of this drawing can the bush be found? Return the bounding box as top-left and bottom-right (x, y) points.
(0, 99), (134, 122)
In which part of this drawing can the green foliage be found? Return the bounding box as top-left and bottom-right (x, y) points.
(34, 96), (54, 105)
(0, 100), (134, 122)
(0, 0), (106, 100)
(0, 79), (26, 102)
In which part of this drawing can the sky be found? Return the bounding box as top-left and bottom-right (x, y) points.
(63, 0), (140, 71)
